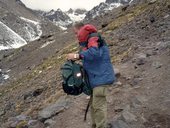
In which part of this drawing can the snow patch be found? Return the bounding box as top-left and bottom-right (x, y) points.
(40, 40), (55, 48)
(20, 17), (42, 41)
(59, 26), (67, 30)
(0, 69), (10, 84)
(3, 74), (9, 80)
(20, 17), (39, 25)
(0, 21), (27, 50)
(67, 13), (86, 22)
(129, 0), (134, 4)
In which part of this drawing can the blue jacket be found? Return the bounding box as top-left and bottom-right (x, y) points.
(80, 45), (115, 88)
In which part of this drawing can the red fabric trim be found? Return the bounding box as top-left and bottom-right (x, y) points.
(88, 37), (99, 48)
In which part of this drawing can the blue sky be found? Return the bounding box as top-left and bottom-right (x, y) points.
(21, 0), (105, 11)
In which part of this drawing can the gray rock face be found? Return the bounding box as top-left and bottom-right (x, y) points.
(38, 97), (70, 121)
(37, 9), (72, 28)
(111, 120), (130, 128)
(3, 115), (45, 128)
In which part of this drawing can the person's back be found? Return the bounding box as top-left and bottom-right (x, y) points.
(67, 23), (115, 128)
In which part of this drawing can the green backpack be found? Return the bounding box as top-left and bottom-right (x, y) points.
(61, 60), (92, 96)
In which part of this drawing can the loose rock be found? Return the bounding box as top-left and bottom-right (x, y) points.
(0, 108), (5, 116)
(38, 96), (70, 121)
(114, 68), (121, 78)
(111, 120), (130, 128)
(121, 110), (137, 123)
(28, 120), (45, 128)
(44, 119), (56, 127)
(152, 61), (162, 69)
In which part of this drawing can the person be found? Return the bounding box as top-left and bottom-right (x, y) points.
(67, 22), (115, 128)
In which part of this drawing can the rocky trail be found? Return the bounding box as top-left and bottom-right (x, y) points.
(0, 0), (170, 128)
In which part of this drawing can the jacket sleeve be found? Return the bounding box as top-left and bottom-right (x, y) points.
(79, 37), (101, 61)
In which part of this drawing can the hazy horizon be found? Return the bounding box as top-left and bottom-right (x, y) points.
(21, 0), (105, 11)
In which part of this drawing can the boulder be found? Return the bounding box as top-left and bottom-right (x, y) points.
(38, 96), (70, 121)
(28, 120), (45, 128)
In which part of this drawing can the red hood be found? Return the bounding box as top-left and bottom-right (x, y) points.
(77, 24), (97, 42)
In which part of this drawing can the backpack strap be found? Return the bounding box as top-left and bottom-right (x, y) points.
(84, 95), (92, 121)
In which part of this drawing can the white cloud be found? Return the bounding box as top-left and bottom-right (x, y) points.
(21, 0), (105, 11)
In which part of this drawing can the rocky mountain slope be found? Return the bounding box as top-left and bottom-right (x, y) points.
(0, 0), (170, 128)
(0, 0), (60, 50)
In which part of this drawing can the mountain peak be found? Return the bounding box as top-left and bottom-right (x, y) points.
(106, 0), (132, 4)
(67, 8), (74, 14)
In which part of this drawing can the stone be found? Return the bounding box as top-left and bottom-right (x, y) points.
(114, 81), (122, 86)
(101, 23), (108, 28)
(32, 86), (44, 97)
(0, 109), (5, 116)
(38, 96), (70, 121)
(131, 96), (143, 108)
(133, 53), (147, 65)
(152, 62), (162, 69)
(28, 120), (45, 128)
(111, 120), (130, 128)
(121, 110), (137, 123)
(114, 68), (121, 77)
(16, 115), (31, 121)
(150, 16), (155, 23)
(122, 5), (129, 12)
(130, 77), (143, 87)
(44, 119), (56, 127)
(5, 115), (45, 128)
(148, 0), (157, 5)
(136, 53), (147, 65)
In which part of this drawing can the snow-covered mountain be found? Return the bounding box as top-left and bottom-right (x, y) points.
(0, 21), (27, 50)
(0, 0), (59, 51)
(34, 0), (135, 29)
(85, 0), (133, 20)
(36, 8), (87, 30)
(37, 9), (73, 30)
